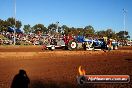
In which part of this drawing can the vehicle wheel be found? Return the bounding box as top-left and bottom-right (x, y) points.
(68, 40), (78, 50)
(51, 46), (55, 51)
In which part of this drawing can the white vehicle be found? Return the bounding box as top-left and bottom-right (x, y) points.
(45, 38), (65, 50)
(127, 41), (132, 46)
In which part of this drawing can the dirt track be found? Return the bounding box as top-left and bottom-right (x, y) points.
(0, 46), (132, 88)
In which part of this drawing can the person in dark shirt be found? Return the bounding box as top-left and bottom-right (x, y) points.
(11, 69), (30, 88)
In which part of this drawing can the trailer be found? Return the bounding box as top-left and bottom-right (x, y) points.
(43, 37), (65, 50)
(42, 34), (118, 51)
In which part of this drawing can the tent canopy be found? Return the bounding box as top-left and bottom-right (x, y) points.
(8, 27), (23, 33)
(7, 27), (14, 32)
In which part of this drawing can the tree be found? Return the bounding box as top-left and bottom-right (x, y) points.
(105, 29), (116, 38)
(16, 20), (22, 29)
(0, 19), (7, 31)
(69, 27), (76, 35)
(96, 30), (106, 37)
(23, 24), (31, 34)
(33, 24), (47, 34)
(116, 31), (130, 40)
(96, 29), (117, 39)
(7, 18), (15, 27)
(48, 23), (57, 32)
(61, 25), (69, 30)
(84, 25), (95, 36)
(76, 28), (84, 35)
(7, 17), (22, 29)
(61, 25), (70, 35)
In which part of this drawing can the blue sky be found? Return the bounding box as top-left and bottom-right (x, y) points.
(0, 0), (132, 37)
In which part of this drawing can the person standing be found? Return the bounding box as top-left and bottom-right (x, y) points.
(107, 39), (112, 51)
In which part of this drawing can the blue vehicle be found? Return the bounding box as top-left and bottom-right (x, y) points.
(76, 35), (106, 50)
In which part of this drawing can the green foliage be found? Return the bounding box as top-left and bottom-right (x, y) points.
(96, 29), (117, 39)
(48, 23), (57, 32)
(61, 25), (69, 35)
(116, 31), (130, 40)
(0, 18), (130, 41)
(23, 24), (31, 34)
(7, 17), (22, 29)
(48, 23), (63, 34)
(33, 24), (47, 34)
(16, 20), (22, 29)
(0, 18), (22, 32)
(84, 25), (95, 35)
(0, 19), (8, 31)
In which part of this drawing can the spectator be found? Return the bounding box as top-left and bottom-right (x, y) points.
(11, 69), (30, 88)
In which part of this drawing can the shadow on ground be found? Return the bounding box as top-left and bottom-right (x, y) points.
(29, 79), (96, 88)
(29, 79), (132, 88)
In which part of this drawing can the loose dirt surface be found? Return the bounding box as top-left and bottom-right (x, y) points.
(0, 46), (132, 88)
